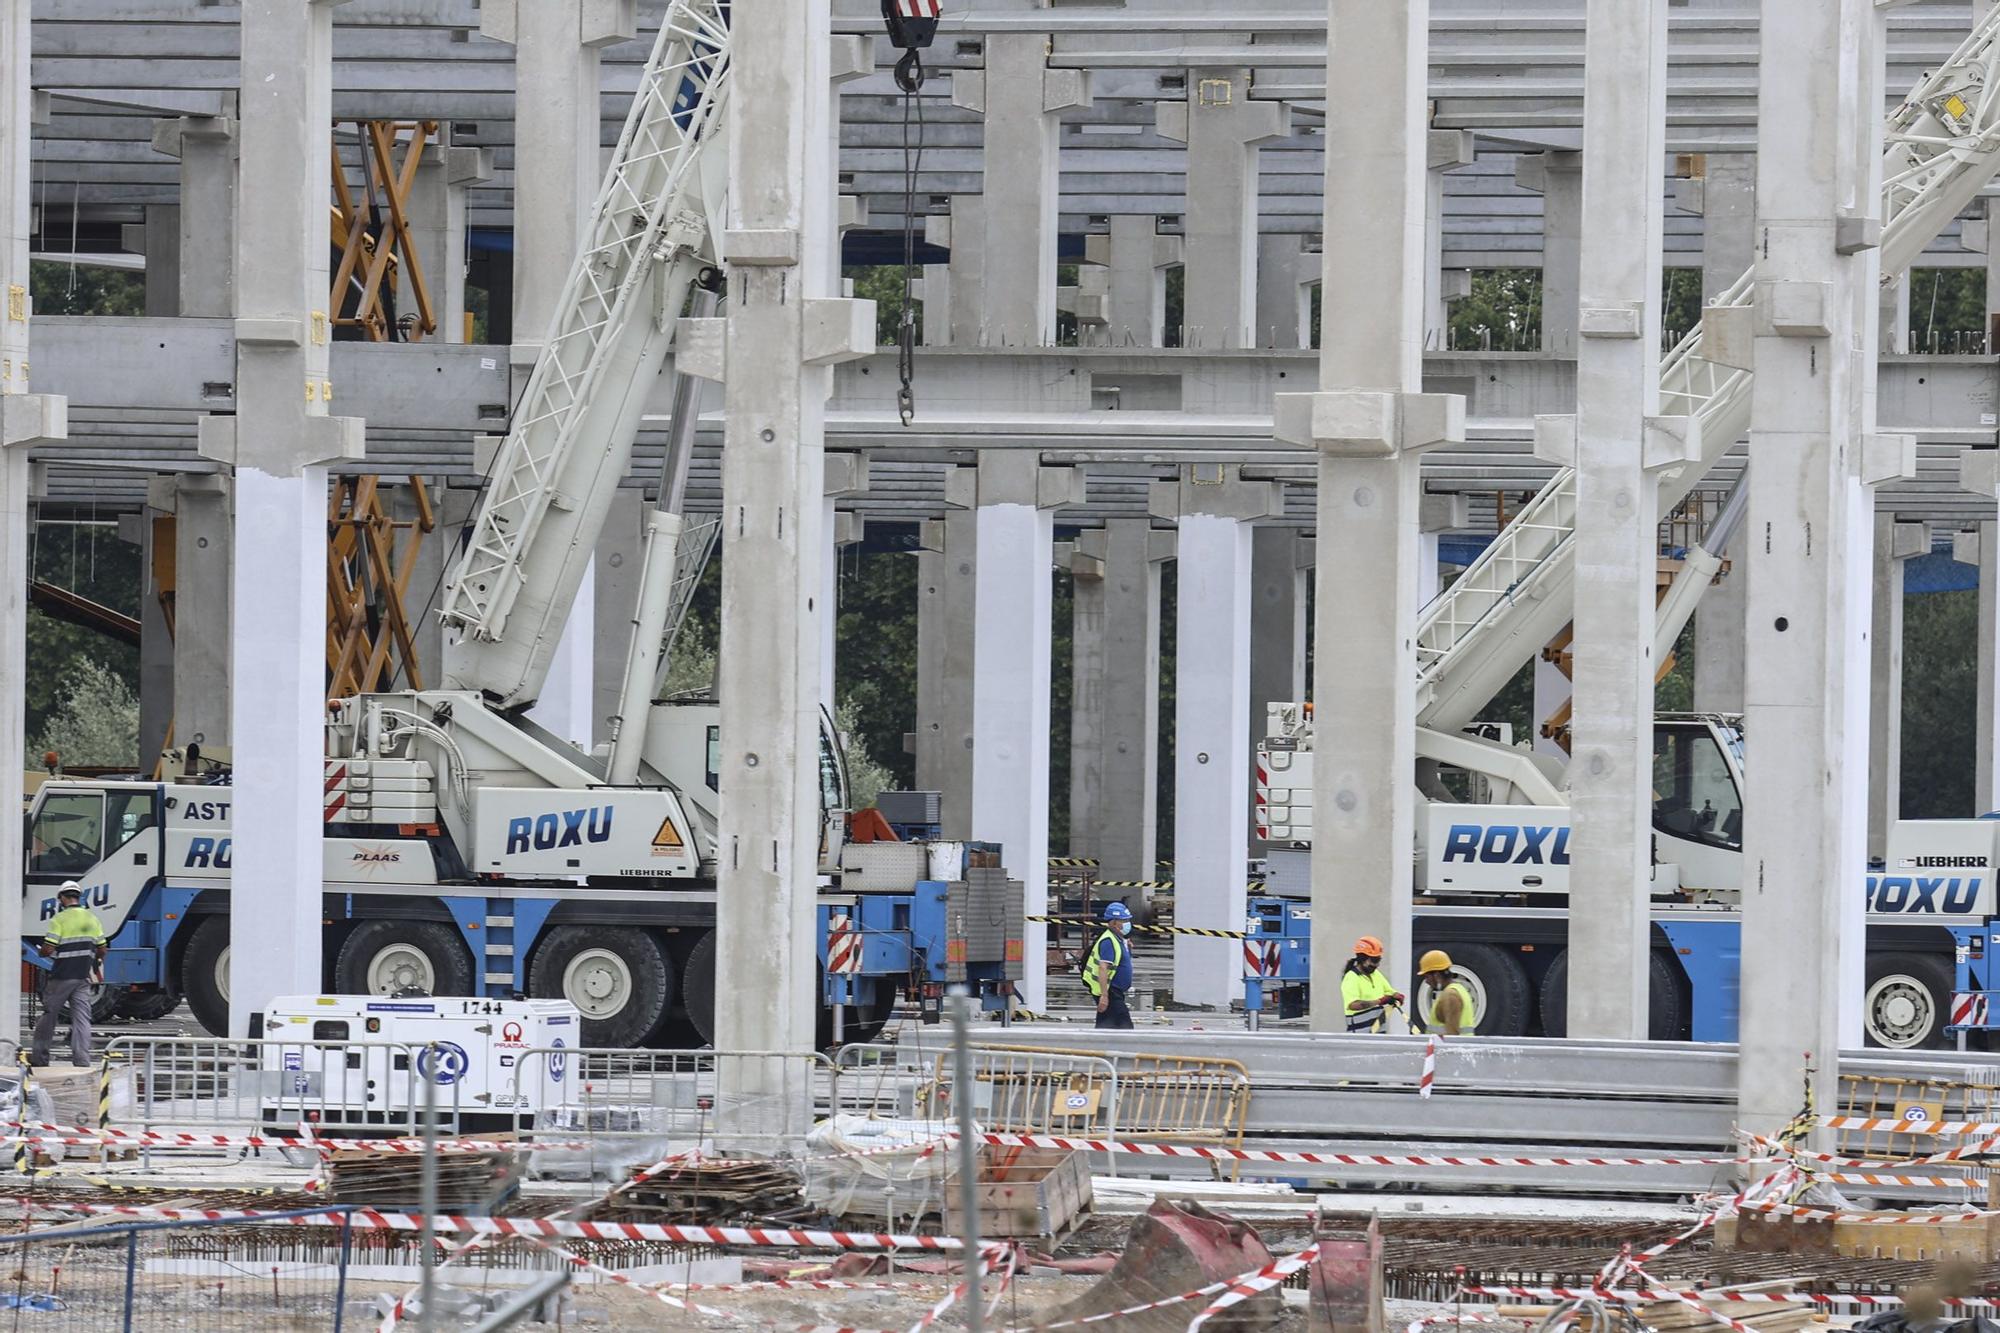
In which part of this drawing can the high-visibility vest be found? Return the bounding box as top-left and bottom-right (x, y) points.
(1427, 979), (1478, 1033)
(1083, 929), (1128, 997)
(1340, 968), (1397, 1033)
(44, 906), (106, 981)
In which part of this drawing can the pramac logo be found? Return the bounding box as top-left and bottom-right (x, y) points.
(504, 806), (614, 855)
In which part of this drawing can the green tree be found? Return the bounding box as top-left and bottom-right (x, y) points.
(24, 521), (141, 762)
(660, 613), (717, 698)
(29, 260), (144, 318)
(32, 657), (138, 769)
(1907, 268), (1986, 353)
(847, 265), (914, 348)
(1902, 587), (1977, 817)
(834, 697), (895, 808)
(1447, 268), (1543, 351)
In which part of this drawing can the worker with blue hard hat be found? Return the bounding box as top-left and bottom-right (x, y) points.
(1084, 901), (1136, 1029)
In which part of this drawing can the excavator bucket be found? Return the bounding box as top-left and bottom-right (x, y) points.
(1038, 1197), (1282, 1331)
(1308, 1213), (1384, 1333)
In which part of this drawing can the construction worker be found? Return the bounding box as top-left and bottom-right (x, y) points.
(1084, 901), (1135, 1030)
(1340, 935), (1405, 1033)
(32, 882), (106, 1067)
(1416, 949), (1478, 1037)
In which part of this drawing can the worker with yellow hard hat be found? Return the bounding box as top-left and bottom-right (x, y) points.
(1415, 949), (1478, 1036)
(1339, 935), (1405, 1033)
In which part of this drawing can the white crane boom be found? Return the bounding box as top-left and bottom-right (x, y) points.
(1413, 8), (2000, 735)
(438, 1), (732, 713)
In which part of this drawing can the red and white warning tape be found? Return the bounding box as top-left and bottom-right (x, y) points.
(1419, 1035), (1437, 1100)
(1186, 1243), (1321, 1332)
(1460, 1285), (1994, 1310)
(54, 1202), (966, 1250)
(1818, 1115), (2000, 1136)
(954, 1130), (1740, 1171)
(1748, 1129), (2000, 1169)
(1738, 1200), (1994, 1225)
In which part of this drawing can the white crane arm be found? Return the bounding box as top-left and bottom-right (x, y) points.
(1412, 7), (2000, 735)
(438, 1), (732, 711)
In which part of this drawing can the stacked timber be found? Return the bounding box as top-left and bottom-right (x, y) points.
(1638, 1282), (1809, 1333)
(322, 1146), (516, 1210)
(605, 1158), (806, 1224)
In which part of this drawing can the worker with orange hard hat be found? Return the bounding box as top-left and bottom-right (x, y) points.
(1340, 935), (1404, 1033)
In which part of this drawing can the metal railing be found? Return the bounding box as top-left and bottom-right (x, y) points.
(505, 1047), (838, 1175)
(103, 1036), (466, 1160)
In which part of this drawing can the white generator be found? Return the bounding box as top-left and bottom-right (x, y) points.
(257, 995), (579, 1132)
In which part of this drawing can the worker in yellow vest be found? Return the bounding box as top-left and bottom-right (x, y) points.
(1416, 949), (1479, 1036)
(32, 882), (106, 1067)
(1339, 936), (1405, 1033)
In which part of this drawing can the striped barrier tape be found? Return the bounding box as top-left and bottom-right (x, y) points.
(1029, 915), (1245, 939)
(955, 1130), (1743, 1170)
(1407, 1316), (1524, 1333)
(1419, 1035), (1437, 1100)
(1738, 1199), (1993, 1225)
(0, 1124), (598, 1156)
(1460, 1286), (1995, 1309)
(1186, 1242), (1321, 1332)
(52, 1202), (969, 1250)
(1815, 1170), (1977, 1188)
(1817, 1115), (2000, 1135)
(1748, 1128), (2000, 1168)
(1047, 858), (1100, 868)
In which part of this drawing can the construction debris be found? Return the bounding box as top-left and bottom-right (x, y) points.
(1041, 1197), (1284, 1331)
(598, 1157), (807, 1225)
(321, 1144), (515, 1210)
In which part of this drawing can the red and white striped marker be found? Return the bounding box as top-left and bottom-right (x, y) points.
(951, 1130), (1740, 1170)
(1419, 1034), (1437, 1099)
(827, 915), (862, 974)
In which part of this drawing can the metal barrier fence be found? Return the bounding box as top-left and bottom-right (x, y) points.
(505, 1047), (838, 1172)
(0, 1209), (359, 1332)
(103, 1036), (467, 1158)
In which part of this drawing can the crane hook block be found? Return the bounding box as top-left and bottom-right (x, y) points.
(883, 0), (939, 51)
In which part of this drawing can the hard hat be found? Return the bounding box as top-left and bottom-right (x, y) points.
(1353, 935), (1384, 958)
(56, 881), (81, 899)
(1418, 949), (1453, 975)
(1102, 902), (1133, 921)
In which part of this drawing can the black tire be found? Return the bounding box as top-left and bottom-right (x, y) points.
(680, 930), (716, 1046)
(1539, 950), (1687, 1040)
(114, 988), (181, 1023)
(646, 930), (708, 1049)
(1414, 941), (1531, 1035)
(178, 916), (231, 1037)
(1863, 951), (1953, 1050)
(334, 921), (475, 998)
(529, 925), (674, 1048)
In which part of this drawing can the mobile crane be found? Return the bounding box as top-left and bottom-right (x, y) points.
(1247, 7), (2000, 1050)
(20, 0), (1020, 1048)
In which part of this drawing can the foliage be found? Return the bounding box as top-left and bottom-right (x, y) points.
(833, 549), (918, 790)
(1907, 268), (1987, 353)
(24, 521), (141, 763)
(1902, 588), (1976, 817)
(29, 260), (145, 318)
(848, 265), (915, 349)
(834, 697), (895, 809)
(1446, 269), (1543, 351)
(32, 657), (138, 770)
(660, 614), (717, 697)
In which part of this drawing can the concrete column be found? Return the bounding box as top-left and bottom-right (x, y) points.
(1516, 151), (1581, 352)
(592, 488), (644, 738)
(199, 0), (365, 1036)
(1068, 520), (1169, 879)
(922, 198), (984, 348)
(127, 496), (172, 769)
(170, 474), (231, 751)
(915, 508), (979, 835)
(823, 453), (870, 714)
(409, 483), (477, 689)
(952, 36), (1092, 346)
(1737, 0), (1882, 1134)
(401, 136), (491, 343)
(1275, 0), (1465, 1028)
(1879, 273), (1910, 356)
(1080, 217), (1180, 348)
(953, 455), (1083, 1010)
(149, 115), (237, 319)
(1675, 153), (1757, 304)
(2, 0), (68, 1046)
(125, 207), (181, 316)
(1426, 131), (1474, 350)
(1248, 525), (1308, 838)
(1694, 545), (1747, 711)
(1157, 71), (1288, 349)
(1153, 468), (1279, 1007)
(1255, 235), (1318, 350)
(690, 0), (871, 1139)
(1553, 0), (1675, 1040)
(912, 532), (947, 792)
(1868, 517), (1925, 855)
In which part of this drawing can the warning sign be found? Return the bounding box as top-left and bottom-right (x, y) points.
(651, 816), (685, 856)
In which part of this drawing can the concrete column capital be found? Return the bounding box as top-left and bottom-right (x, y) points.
(833, 511), (864, 549)
(829, 33), (872, 84)
(1428, 129), (1475, 173)
(1513, 150), (1581, 195)
(1420, 492), (1469, 533)
(0, 393), (65, 449)
(1146, 463), (1281, 522)
(197, 413), (363, 477)
(479, 0), (635, 48)
(1155, 70), (1290, 146)
(947, 455), (1084, 510)
(149, 114), (237, 159)
(1960, 446), (2000, 500)
(1273, 388), (1464, 458)
(1075, 519), (1173, 571)
(824, 451), (871, 498)
(1082, 220), (1182, 272)
(1862, 433), (1918, 486)
(1881, 518), (1929, 561)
